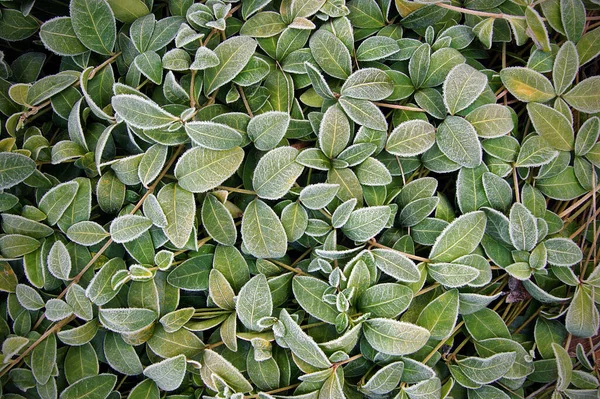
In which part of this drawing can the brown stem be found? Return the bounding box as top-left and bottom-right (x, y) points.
(368, 239), (430, 263)
(245, 383), (301, 399)
(373, 102), (425, 112)
(0, 315), (76, 378)
(238, 86), (254, 117)
(270, 259), (307, 275)
(436, 2), (526, 19)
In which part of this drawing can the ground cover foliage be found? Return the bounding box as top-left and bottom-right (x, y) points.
(0, 0), (600, 398)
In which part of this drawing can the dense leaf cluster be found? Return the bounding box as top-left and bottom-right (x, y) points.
(0, 0), (600, 398)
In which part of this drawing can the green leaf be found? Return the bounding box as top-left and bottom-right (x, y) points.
(430, 211), (486, 262)
(370, 248), (420, 283)
(167, 253), (211, 290)
(564, 77), (600, 114)
(473, 18), (494, 49)
(309, 29), (351, 79)
(247, 348), (280, 390)
(386, 120), (435, 157)
(60, 374), (116, 399)
(552, 342), (573, 391)
(355, 157), (392, 186)
(0, 9), (39, 42)
(104, 332), (143, 375)
(304, 62), (335, 99)
(253, 146), (304, 200)
(99, 307), (156, 333)
(40, 17), (88, 56)
(156, 183), (195, 248)
(423, 47), (466, 88)
(0, 261), (18, 292)
(159, 307), (196, 332)
(66, 221), (109, 246)
(0, 152), (36, 190)
(527, 102), (574, 151)
(575, 117), (599, 156)
(240, 11), (286, 37)
(319, 105), (351, 159)
(464, 308), (511, 341)
(292, 275), (338, 324)
(200, 349), (253, 393)
(193, 117), (246, 146)
(299, 183), (339, 210)
(525, 7), (550, 52)
(201, 194), (237, 246)
(112, 94), (178, 129)
(242, 199), (288, 258)
(134, 51), (163, 85)
(143, 355), (187, 392)
(105, 0), (149, 23)
(553, 41), (579, 96)
(509, 203), (537, 252)
(577, 26), (600, 66)
(109, 214), (153, 244)
(428, 262), (480, 288)
(190, 47), (219, 71)
(342, 206), (391, 242)
(204, 36), (257, 94)
(127, 379), (159, 399)
(409, 43), (430, 89)
(64, 343), (99, 384)
(237, 274), (273, 331)
(208, 269), (235, 310)
(537, 166), (587, 200)
(436, 116), (482, 168)
(465, 104), (514, 138)
(66, 284), (93, 320)
(499, 67), (555, 103)
(175, 146), (244, 193)
(561, 0), (585, 43)
(276, 308), (332, 369)
(39, 181), (79, 225)
(566, 285), (599, 338)
(281, 201), (308, 242)
(363, 318), (430, 356)
(544, 238), (583, 267)
(0, 234), (40, 258)
(213, 245), (250, 291)
(248, 111), (290, 151)
(339, 96), (387, 131)
(31, 332), (56, 385)
(27, 72), (78, 107)
(516, 135), (559, 167)
(358, 283), (413, 318)
(482, 173), (512, 212)
(416, 289), (459, 340)
(347, 0), (384, 28)
(456, 352), (516, 384)
(85, 258), (126, 305)
(70, 0), (116, 55)
(443, 64), (488, 115)
(341, 68), (394, 101)
(362, 361), (404, 394)
(147, 324), (204, 357)
(356, 36), (400, 62)
(47, 241), (71, 281)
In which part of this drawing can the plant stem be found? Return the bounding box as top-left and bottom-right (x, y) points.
(436, 2), (526, 19)
(368, 239), (430, 263)
(0, 315), (76, 378)
(19, 145), (184, 370)
(215, 185), (256, 195)
(373, 102), (425, 112)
